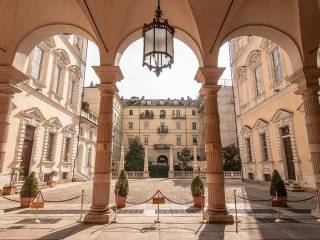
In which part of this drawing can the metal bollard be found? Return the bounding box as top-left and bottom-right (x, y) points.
(111, 189), (119, 223)
(200, 191), (206, 224)
(233, 189), (240, 233)
(77, 189), (85, 223)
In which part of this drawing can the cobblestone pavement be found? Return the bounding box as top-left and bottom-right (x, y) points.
(0, 179), (319, 240)
(0, 179), (318, 208)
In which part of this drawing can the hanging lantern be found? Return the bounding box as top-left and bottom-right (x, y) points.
(142, 0), (175, 77)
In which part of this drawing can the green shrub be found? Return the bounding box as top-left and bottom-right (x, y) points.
(124, 137), (144, 171)
(20, 172), (39, 198)
(115, 169), (129, 197)
(191, 175), (204, 197)
(270, 170), (287, 197)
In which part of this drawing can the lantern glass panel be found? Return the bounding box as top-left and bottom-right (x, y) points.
(144, 28), (154, 55)
(155, 27), (166, 52)
(167, 31), (173, 56)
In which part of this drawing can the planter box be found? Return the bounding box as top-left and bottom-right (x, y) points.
(46, 180), (56, 187)
(2, 186), (16, 195)
(116, 196), (126, 208)
(193, 196), (205, 208)
(20, 197), (33, 208)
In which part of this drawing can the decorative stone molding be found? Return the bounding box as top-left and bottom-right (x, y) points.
(241, 125), (255, 164)
(246, 50), (262, 67)
(234, 66), (247, 83)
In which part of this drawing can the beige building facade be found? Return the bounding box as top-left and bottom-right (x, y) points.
(230, 36), (318, 189)
(0, 34), (87, 186)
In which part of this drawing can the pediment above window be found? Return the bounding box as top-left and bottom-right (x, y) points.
(69, 65), (81, 79)
(45, 117), (63, 129)
(261, 38), (278, 52)
(271, 109), (293, 122)
(241, 125), (252, 135)
(63, 124), (76, 133)
(235, 66), (247, 82)
(20, 107), (46, 122)
(253, 118), (268, 129)
(246, 50), (261, 66)
(54, 49), (70, 65)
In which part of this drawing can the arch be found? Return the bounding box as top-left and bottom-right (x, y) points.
(11, 24), (100, 72)
(218, 25), (303, 72)
(246, 50), (262, 67)
(114, 27), (204, 67)
(157, 155), (168, 166)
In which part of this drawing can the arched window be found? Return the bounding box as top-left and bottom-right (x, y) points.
(160, 110), (166, 118)
(247, 50), (264, 97)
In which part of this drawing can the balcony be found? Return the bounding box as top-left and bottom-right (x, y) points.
(157, 126), (168, 133)
(139, 112), (154, 119)
(172, 114), (186, 119)
(81, 111), (98, 125)
(153, 144), (170, 150)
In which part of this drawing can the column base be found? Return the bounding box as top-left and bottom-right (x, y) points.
(205, 209), (234, 224)
(168, 171), (175, 178)
(84, 207), (113, 224)
(311, 208), (320, 219)
(143, 171), (149, 178)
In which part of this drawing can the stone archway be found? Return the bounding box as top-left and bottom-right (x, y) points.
(157, 155), (168, 166)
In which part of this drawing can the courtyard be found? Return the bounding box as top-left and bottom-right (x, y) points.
(0, 179), (319, 240)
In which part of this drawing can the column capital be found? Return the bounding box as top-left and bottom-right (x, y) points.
(287, 67), (320, 95)
(97, 83), (118, 95)
(0, 66), (27, 94)
(195, 67), (225, 86)
(93, 65), (123, 85)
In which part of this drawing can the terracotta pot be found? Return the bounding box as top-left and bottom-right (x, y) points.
(271, 196), (288, 207)
(20, 197), (33, 208)
(116, 196), (126, 208)
(193, 196), (205, 208)
(2, 186), (17, 195)
(46, 180), (56, 187)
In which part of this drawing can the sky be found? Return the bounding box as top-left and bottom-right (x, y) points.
(84, 38), (231, 99)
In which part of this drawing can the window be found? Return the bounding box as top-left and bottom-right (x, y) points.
(253, 66), (263, 96)
(192, 137), (197, 145)
(271, 48), (283, 82)
(64, 137), (72, 162)
(176, 122), (181, 130)
(160, 110), (166, 119)
(80, 127), (83, 136)
(74, 36), (82, 51)
(176, 136), (181, 145)
(128, 122), (133, 129)
(69, 80), (76, 105)
(89, 131), (93, 140)
(87, 148), (92, 167)
(128, 137), (134, 144)
(259, 133), (269, 161)
(144, 136), (149, 145)
(264, 174), (271, 182)
(54, 65), (62, 94)
(192, 109), (196, 116)
(248, 173), (254, 180)
(173, 109), (180, 117)
(129, 109), (133, 115)
(144, 122), (149, 129)
(192, 122), (197, 130)
(31, 46), (44, 80)
(245, 138), (252, 162)
(62, 172), (68, 180)
(46, 132), (56, 161)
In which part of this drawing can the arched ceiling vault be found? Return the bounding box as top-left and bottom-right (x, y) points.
(0, 0), (319, 72)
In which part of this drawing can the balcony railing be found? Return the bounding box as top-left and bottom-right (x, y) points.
(112, 171), (145, 179)
(153, 144), (170, 150)
(170, 171), (242, 179)
(81, 111), (98, 124)
(139, 112), (154, 119)
(157, 126), (168, 133)
(172, 114), (186, 119)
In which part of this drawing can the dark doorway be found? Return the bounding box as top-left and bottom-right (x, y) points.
(280, 126), (296, 180)
(20, 125), (36, 178)
(157, 155), (168, 166)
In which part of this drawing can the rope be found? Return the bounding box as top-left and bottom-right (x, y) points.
(43, 195), (81, 203)
(125, 191), (159, 205)
(0, 195), (21, 203)
(286, 195), (315, 202)
(237, 195), (273, 202)
(158, 191), (194, 205)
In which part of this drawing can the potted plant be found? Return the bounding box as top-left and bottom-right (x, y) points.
(191, 175), (205, 208)
(46, 170), (58, 187)
(2, 168), (19, 195)
(115, 169), (129, 208)
(270, 170), (288, 207)
(20, 172), (39, 208)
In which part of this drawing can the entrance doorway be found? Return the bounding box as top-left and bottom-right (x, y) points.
(280, 126), (296, 180)
(20, 125), (36, 178)
(157, 155), (168, 166)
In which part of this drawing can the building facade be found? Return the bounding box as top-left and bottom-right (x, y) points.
(0, 34), (87, 186)
(230, 36), (317, 188)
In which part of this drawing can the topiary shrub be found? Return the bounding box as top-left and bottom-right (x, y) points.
(20, 172), (39, 198)
(191, 175), (204, 197)
(115, 169), (129, 197)
(270, 170), (287, 197)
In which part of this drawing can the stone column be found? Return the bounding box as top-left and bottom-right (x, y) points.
(289, 68), (320, 218)
(193, 145), (198, 172)
(143, 146), (149, 178)
(195, 67), (233, 223)
(169, 145), (174, 178)
(119, 145), (125, 171)
(84, 66), (123, 224)
(0, 66), (24, 187)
